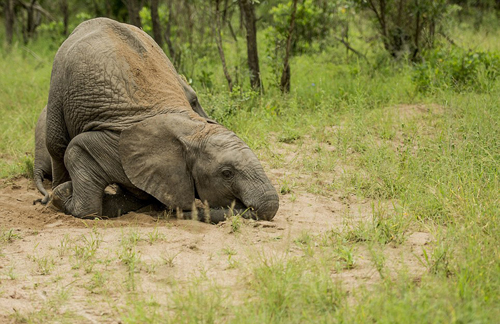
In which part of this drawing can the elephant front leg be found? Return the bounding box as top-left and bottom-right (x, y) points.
(46, 103), (71, 189)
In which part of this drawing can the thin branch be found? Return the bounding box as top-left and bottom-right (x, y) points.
(439, 31), (460, 48)
(21, 46), (42, 60)
(33, 3), (55, 21)
(333, 36), (370, 64)
(227, 20), (238, 42)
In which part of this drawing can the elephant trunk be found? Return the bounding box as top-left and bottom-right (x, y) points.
(251, 196), (280, 221)
(241, 187), (279, 221)
(183, 183), (279, 224)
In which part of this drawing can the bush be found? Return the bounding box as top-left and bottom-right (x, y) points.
(357, 0), (451, 60)
(413, 48), (500, 92)
(264, 0), (350, 88)
(267, 0), (335, 54)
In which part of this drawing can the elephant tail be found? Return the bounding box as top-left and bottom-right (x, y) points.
(33, 169), (50, 205)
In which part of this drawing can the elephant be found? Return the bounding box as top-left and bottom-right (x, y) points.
(45, 18), (279, 222)
(34, 77), (210, 206)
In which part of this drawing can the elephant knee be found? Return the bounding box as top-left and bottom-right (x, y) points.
(52, 181), (98, 218)
(64, 142), (84, 170)
(51, 181), (73, 213)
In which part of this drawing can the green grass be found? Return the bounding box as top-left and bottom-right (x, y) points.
(1, 16), (499, 324)
(0, 41), (53, 178)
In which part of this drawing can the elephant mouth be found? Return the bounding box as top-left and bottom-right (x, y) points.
(194, 185), (201, 200)
(231, 198), (247, 210)
(193, 182), (247, 211)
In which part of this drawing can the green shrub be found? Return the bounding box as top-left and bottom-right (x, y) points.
(355, 0), (451, 60)
(268, 0), (341, 52)
(413, 48), (500, 92)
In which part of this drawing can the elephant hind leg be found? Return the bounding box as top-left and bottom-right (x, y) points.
(54, 133), (111, 217)
(53, 131), (142, 218)
(53, 155), (107, 218)
(52, 181), (147, 218)
(46, 100), (71, 188)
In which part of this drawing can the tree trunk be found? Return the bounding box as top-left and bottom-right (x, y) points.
(3, 0), (15, 45)
(17, 0), (38, 44)
(126, 0), (142, 28)
(164, 1), (178, 66)
(280, 0), (298, 93)
(91, 0), (101, 16)
(26, 0), (36, 42)
(150, 0), (163, 47)
(412, 0), (421, 62)
(60, 0), (69, 36)
(184, 1), (193, 47)
(214, 0), (233, 91)
(239, 0), (261, 91)
(17, 0), (49, 43)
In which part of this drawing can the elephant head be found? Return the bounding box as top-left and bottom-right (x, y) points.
(119, 113), (279, 221)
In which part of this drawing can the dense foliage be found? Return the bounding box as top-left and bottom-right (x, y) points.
(2, 0), (500, 91)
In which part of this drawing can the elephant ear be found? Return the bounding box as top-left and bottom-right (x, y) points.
(119, 114), (195, 210)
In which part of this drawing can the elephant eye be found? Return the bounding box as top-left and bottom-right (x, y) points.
(221, 169), (234, 179)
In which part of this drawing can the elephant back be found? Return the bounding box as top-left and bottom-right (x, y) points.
(49, 17), (191, 138)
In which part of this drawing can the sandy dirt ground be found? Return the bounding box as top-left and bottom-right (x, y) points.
(0, 174), (432, 323)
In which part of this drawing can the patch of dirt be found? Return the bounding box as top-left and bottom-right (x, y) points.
(396, 103), (445, 119)
(0, 176), (431, 322)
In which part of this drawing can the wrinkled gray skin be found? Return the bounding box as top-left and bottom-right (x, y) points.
(46, 18), (279, 222)
(34, 77), (209, 206)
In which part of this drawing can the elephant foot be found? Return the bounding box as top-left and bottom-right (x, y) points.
(51, 181), (73, 214)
